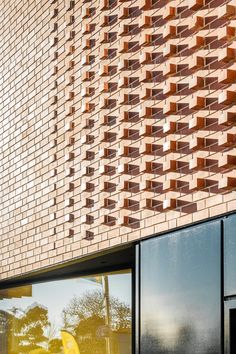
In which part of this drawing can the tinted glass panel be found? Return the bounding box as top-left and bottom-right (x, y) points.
(224, 214), (236, 296)
(140, 221), (221, 354)
(0, 270), (132, 354)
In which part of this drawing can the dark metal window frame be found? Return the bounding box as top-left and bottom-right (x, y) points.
(225, 299), (236, 354)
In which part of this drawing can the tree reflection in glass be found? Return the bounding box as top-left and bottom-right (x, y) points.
(0, 270), (132, 354)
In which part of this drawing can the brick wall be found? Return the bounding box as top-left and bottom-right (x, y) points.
(1, 0), (236, 279)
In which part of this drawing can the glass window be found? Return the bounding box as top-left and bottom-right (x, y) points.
(140, 221), (221, 354)
(0, 269), (132, 354)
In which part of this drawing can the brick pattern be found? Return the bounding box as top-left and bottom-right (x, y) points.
(1, 0), (236, 279)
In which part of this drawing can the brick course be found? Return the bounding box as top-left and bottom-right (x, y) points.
(1, 0), (236, 279)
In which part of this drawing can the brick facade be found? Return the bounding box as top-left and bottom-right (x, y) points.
(1, 0), (236, 279)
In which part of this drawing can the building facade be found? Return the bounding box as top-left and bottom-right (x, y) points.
(0, 0), (236, 353)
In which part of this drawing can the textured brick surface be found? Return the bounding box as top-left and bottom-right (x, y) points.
(1, 0), (236, 279)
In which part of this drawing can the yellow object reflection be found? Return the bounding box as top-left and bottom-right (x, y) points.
(61, 330), (80, 354)
(0, 269), (132, 354)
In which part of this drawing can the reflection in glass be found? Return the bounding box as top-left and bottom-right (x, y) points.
(0, 270), (132, 354)
(140, 221), (221, 354)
